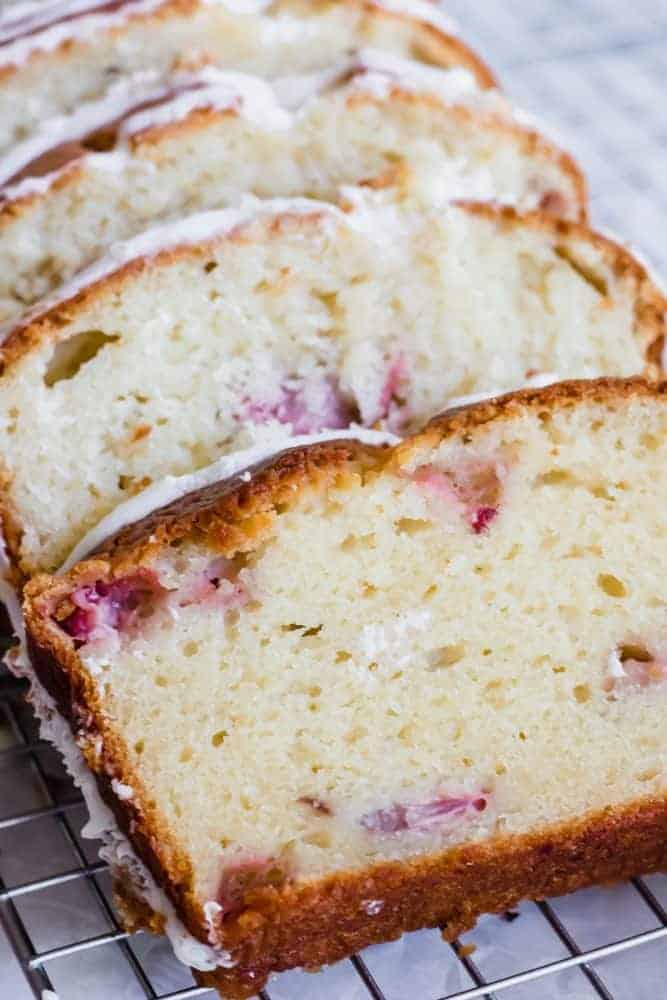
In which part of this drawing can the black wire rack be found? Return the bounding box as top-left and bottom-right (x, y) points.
(2, 1), (667, 998)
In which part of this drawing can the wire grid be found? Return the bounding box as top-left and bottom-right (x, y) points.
(2, 2), (667, 999)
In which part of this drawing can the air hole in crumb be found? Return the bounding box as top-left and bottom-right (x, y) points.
(183, 641), (199, 657)
(573, 684), (591, 703)
(619, 644), (652, 663)
(134, 740), (144, 755)
(204, 261), (218, 273)
(427, 644), (465, 670)
(590, 484), (614, 501)
(341, 533), (376, 552)
(303, 831), (332, 849)
(395, 517), (432, 535)
(518, 730), (527, 741)
(302, 625), (323, 638)
(336, 650), (352, 663)
(554, 245), (608, 296)
(211, 730), (227, 747)
(44, 330), (120, 386)
(536, 469), (574, 486)
(598, 573), (627, 598)
(640, 432), (661, 451)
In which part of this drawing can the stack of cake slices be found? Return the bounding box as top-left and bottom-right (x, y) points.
(1, 2), (667, 996)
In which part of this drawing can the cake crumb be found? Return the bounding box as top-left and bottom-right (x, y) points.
(457, 942), (477, 956)
(362, 899), (384, 916)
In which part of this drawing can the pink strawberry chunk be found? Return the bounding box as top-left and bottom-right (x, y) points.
(60, 570), (165, 643)
(217, 853), (285, 917)
(240, 376), (354, 434)
(176, 556), (248, 611)
(410, 458), (503, 534)
(604, 644), (667, 694)
(366, 353), (410, 430)
(360, 792), (488, 834)
(471, 505), (498, 535)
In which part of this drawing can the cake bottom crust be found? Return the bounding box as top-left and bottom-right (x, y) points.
(114, 795), (667, 998)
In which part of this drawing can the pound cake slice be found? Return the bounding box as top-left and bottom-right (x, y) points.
(23, 378), (667, 997)
(0, 0), (494, 153)
(0, 193), (665, 581)
(0, 53), (586, 323)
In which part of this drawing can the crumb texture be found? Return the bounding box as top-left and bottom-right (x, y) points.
(44, 393), (667, 919)
(0, 55), (583, 322)
(0, 0), (490, 154)
(0, 198), (655, 575)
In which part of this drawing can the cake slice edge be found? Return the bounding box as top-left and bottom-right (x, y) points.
(22, 377), (667, 997)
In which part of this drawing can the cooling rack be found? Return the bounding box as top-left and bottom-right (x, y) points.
(2, 1), (667, 998)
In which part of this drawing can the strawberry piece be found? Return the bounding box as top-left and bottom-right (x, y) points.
(410, 458), (503, 534)
(360, 792), (487, 834)
(240, 375), (354, 434)
(60, 570), (164, 642)
(217, 853), (285, 917)
(605, 644), (667, 694)
(471, 505), (498, 534)
(176, 556), (248, 611)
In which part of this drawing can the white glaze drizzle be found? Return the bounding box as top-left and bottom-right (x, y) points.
(63, 426), (399, 569)
(0, 0), (459, 69)
(0, 49), (502, 202)
(0, 0), (167, 67)
(445, 372), (561, 411)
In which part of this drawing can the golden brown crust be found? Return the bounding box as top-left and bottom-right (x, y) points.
(0, 81), (587, 240)
(22, 377), (667, 996)
(191, 794), (667, 997)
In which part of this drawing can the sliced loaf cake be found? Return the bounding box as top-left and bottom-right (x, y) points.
(0, 194), (664, 580)
(0, 0), (495, 153)
(23, 378), (667, 997)
(0, 53), (586, 323)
